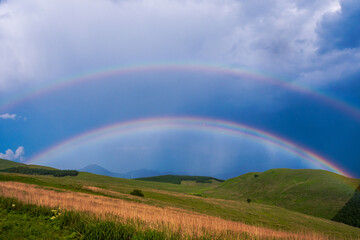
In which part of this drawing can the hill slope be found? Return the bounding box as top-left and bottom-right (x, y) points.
(0, 158), (22, 169)
(204, 168), (360, 219)
(0, 158), (57, 170)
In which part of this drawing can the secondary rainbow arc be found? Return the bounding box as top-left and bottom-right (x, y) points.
(26, 116), (352, 178)
(2, 63), (360, 122)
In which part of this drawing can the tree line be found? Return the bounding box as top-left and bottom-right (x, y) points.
(0, 166), (79, 177)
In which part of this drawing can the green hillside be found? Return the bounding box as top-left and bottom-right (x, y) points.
(0, 159), (359, 239)
(0, 158), (25, 169)
(136, 175), (224, 184)
(0, 158), (57, 170)
(204, 168), (360, 220)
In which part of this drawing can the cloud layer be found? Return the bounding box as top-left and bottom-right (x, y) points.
(317, 0), (360, 52)
(0, 0), (357, 91)
(0, 146), (25, 162)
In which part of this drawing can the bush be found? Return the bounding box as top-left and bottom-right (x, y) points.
(130, 189), (144, 197)
(247, 198), (251, 203)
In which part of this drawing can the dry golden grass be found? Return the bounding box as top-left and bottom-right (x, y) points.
(0, 181), (332, 239)
(83, 185), (138, 199)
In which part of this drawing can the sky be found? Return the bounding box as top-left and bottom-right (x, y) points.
(0, 0), (359, 179)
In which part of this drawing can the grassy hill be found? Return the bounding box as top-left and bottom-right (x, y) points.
(0, 159), (359, 239)
(136, 175), (224, 185)
(0, 158), (22, 169)
(204, 168), (360, 220)
(0, 158), (57, 170)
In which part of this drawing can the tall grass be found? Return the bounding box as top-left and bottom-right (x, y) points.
(0, 181), (340, 239)
(0, 196), (174, 239)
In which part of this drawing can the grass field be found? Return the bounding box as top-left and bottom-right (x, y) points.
(0, 159), (359, 239)
(0, 181), (354, 240)
(0, 195), (177, 240)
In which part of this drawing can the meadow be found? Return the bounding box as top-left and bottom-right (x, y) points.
(0, 181), (348, 240)
(0, 159), (359, 239)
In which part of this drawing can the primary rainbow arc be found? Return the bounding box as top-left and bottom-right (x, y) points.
(27, 116), (352, 178)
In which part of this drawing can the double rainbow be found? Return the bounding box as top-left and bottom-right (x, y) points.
(1, 63), (356, 178)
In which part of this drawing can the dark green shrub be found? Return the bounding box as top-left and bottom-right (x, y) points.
(130, 189), (144, 197)
(247, 198), (251, 203)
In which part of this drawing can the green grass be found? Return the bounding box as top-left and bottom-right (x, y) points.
(203, 168), (360, 219)
(0, 196), (263, 240)
(0, 196), (178, 240)
(135, 175), (224, 184)
(0, 159), (360, 239)
(1, 172), (360, 239)
(0, 196), (78, 239)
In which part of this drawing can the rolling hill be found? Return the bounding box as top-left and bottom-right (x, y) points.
(204, 168), (360, 219)
(0, 158), (57, 170)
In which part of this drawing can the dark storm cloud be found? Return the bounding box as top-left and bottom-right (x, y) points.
(317, 0), (360, 53)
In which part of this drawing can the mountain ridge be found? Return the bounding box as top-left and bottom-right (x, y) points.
(78, 164), (187, 179)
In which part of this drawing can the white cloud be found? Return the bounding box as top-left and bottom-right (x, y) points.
(0, 113), (16, 119)
(0, 146), (25, 162)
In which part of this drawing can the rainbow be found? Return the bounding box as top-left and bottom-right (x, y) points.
(26, 116), (352, 178)
(2, 63), (360, 121)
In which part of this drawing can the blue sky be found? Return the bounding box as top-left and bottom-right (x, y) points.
(0, 0), (359, 178)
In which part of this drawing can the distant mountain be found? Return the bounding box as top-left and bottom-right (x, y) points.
(78, 164), (186, 179)
(78, 164), (113, 175)
(78, 164), (128, 178)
